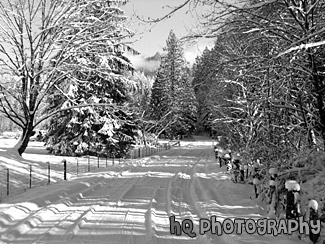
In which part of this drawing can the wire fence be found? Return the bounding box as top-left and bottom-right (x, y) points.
(0, 143), (172, 201)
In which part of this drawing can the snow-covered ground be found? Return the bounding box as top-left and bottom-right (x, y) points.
(0, 140), (310, 244)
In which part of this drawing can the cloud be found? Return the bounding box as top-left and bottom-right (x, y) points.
(184, 50), (199, 65)
(125, 40), (214, 70)
(183, 41), (214, 65)
(125, 53), (160, 72)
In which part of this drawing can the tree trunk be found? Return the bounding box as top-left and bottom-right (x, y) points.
(142, 128), (147, 146)
(14, 120), (34, 155)
(309, 53), (325, 149)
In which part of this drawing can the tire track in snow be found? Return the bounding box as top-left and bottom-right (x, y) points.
(121, 156), (179, 244)
(2, 145), (262, 244)
(31, 205), (95, 243)
(1, 171), (145, 243)
(192, 150), (303, 244)
(64, 159), (178, 244)
(0, 176), (107, 242)
(188, 149), (258, 244)
(61, 176), (143, 243)
(168, 148), (213, 244)
(191, 150), (261, 244)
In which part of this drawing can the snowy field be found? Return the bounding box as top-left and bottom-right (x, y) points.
(0, 139), (310, 244)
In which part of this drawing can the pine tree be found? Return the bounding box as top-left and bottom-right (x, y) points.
(176, 70), (198, 137)
(149, 30), (197, 138)
(149, 60), (171, 121)
(192, 46), (218, 133)
(45, 0), (138, 157)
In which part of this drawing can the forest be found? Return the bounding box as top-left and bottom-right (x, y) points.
(0, 0), (324, 181)
(1, 0), (325, 243)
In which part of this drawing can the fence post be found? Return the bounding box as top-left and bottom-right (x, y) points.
(139, 148), (141, 158)
(6, 168), (9, 196)
(112, 154), (115, 165)
(88, 155), (90, 172)
(47, 162), (50, 184)
(63, 159), (67, 180)
(30, 165), (32, 188)
(97, 154), (100, 168)
(76, 158), (79, 176)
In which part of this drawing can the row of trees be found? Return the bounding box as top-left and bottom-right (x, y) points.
(44, 29), (199, 155)
(190, 0), (325, 162)
(0, 0), (198, 157)
(4, 0), (324, 162)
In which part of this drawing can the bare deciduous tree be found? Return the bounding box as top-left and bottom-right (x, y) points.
(0, 0), (133, 155)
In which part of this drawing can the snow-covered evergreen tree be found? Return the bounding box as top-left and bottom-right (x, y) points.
(192, 47), (216, 132)
(176, 70), (198, 137)
(149, 30), (197, 138)
(149, 61), (171, 121)
(45, 0), (138, 157)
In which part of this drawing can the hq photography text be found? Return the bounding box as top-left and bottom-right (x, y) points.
(169, 215), (321, 238)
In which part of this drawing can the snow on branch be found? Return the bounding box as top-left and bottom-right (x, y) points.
(34, 103), (122, 127)
(242, 28), (261, 34)
(241, 0), (277, 9)
(277, 40), (325, 57)
(219, 79), (247, 90)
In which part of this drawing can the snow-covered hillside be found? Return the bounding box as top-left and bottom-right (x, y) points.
(0, 142), (310, 244)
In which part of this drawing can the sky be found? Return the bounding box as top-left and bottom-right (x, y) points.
(123, 0), (214, 64)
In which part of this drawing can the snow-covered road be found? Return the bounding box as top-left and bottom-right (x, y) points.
(0, 145), (308, 244)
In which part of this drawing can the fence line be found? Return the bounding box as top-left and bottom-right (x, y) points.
(0, 143), (172, 201)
